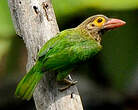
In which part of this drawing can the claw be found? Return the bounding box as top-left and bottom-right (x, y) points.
(58, 79), (78, 92)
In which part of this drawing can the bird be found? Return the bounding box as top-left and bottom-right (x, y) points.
(15, 14), (126, 100)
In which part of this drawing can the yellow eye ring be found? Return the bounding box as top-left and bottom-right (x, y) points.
(93, 17), (106, 27)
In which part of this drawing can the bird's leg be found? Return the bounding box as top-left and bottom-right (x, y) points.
(57, 71), (78, 91)
(58, 78), (78, 92)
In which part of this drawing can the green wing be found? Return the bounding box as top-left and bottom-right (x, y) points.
(37, 29), (102, 71)
(37, 33), (62, 59)
(37, 29), (78, 59)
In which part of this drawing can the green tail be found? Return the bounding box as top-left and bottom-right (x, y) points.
(15, 63), (43, 100)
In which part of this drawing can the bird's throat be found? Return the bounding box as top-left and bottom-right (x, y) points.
(76, 27), (101, 43)
(88, 30), (101, 43)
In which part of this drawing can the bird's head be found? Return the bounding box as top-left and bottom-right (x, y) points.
(77, 15), (126, 42)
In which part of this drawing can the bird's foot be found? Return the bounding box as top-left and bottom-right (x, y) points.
(58, 79), (78, 92)
(63, 79), (78, 85)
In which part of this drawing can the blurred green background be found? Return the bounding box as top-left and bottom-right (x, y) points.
(0, 0), (138, 110)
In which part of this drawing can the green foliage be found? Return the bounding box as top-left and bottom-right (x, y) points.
(52, 0), (138, 17)
(0, 0), (138, 37)
(0, 0), (15, 61)
(0, 0), (15, 37)
(0, 37), (11, 60)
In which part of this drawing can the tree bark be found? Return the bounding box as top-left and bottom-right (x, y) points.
(8, 0), (84, 110)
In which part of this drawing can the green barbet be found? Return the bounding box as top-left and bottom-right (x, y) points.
(15, 15), (125, 100)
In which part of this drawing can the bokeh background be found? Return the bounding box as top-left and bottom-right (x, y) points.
(0, 0), (138, 110)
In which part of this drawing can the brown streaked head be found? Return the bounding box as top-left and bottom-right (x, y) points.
(77, 15), (126, 42)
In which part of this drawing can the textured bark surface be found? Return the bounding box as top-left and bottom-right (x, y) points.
(8, 0), (83, 110)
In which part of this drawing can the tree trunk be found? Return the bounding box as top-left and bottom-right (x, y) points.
(8, 0), (84, 110)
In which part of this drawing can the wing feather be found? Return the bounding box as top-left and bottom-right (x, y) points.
(37, 29), (102, 71)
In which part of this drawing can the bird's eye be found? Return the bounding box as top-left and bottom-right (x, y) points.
(92, 17), (106, 27)
(97, 18), (103, 23)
